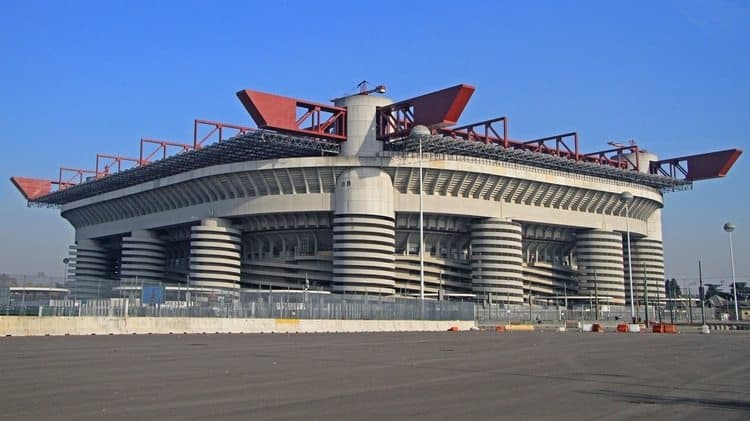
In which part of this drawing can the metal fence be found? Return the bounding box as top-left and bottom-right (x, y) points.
(0, 292), (476, 321)
(475, 302), (724, 324)
(0, 288), (731, 323)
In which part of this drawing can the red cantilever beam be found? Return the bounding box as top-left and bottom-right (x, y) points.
(377, 84), (475, 141)
(236, 89), (346, 141)
(10, 176), (55, 201)
(650, 149), (742, 181)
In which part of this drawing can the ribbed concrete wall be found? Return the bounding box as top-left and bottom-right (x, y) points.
(471, 219), (524, 303)
(189, 218), (241, 290)
(120, 230), (166, 285)
(70, 239), (111, 299)
(333, 168), (395, 294)
(625, 238), (665, 303)
(576, 230), (625, 305)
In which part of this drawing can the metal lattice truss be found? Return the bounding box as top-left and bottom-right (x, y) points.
(385, 135), (692, 191)
(30, 131), (341, 206)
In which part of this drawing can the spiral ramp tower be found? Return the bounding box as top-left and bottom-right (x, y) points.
(120, 230), (166, 286)
(332, 167), (396, 295)
(69, 239), (112, 298)
(575, 230), (626, 305)
(471, 219), (524, 303)
(625, 237), (665, 304)
(189, 218), (242, 291)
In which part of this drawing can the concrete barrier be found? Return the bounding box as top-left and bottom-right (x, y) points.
(0, 317), (476, 337)
(504, 324), (535, 332)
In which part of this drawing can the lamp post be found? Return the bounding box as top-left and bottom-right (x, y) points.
(62, 257), (70, 292)
(724, 222), (739, 321)
(411, 125), (430, 301)
(620, 191), (635, 323)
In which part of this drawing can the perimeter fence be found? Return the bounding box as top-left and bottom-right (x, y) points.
(0, 291), (476, 321)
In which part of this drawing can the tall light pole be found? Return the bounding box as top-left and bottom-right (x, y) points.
(62, 258), (70, 287)
(411, 125), (430, 301)
(620, 191), (635, 323)
(724, 222), (739, 321)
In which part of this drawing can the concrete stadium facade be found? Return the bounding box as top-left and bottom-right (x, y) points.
(54, 93), (671, 306)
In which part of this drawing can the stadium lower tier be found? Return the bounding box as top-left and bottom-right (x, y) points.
(66, 212), (663, 305)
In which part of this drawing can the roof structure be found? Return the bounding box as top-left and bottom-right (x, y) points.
(25, 127), (691, 208)
(28, 130), (341, 206)
(385, 135), (693, 191)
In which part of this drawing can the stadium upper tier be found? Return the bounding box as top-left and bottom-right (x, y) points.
(23, 129), (694, 207)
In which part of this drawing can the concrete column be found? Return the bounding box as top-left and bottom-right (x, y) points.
(70, 239), (111, 299)
(333, 167), (395, 295)
(576, 229), (625, 305)
(471, 218), (524, 304)
(189, 218), (241, 291)
(626, 238), (665, 304)
(333, 94), (392, 157)
(120, 230), (166, 287)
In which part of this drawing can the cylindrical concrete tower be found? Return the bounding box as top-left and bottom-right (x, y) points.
(333, 167), (396, 294)
(470, 218), (524, 303)
(618, 150), (659, 173)
(333, 94), (392, 157)
(120, 230), (166, 286)
(70, 239), (111, 298)
(625, 238), (665, 304)
(189, 218), (241, 291)
(576, 229), (625, 305)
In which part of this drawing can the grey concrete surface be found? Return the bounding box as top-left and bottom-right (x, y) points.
(0, 331), (748, 420)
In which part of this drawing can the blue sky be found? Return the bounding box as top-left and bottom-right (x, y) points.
(0, 0), (747, 290)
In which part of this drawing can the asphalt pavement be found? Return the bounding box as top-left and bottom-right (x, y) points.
(1, 330), (748, 420)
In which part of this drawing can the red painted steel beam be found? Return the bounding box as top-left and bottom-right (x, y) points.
(582, 145), (639, 170)
(139, 138), (193, 164)
(193, 119), (253, 149)
(96, 154), (141, 177)
(650, 149), (742, 181)
(236, 90), (346, 141)
(9, 176), (55, 200)
(519, 132), (579, 159)
(377, 84), (475, 140)
(437, 117), (508, 146)
(58, 167), (97, 188)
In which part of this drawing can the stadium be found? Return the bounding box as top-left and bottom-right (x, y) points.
(10, 82), (742, 309)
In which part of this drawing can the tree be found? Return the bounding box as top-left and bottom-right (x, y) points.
(664, 278), (682, 298)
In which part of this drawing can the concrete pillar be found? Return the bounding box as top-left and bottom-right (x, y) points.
(576, 229), (625, 305)
(333, 167), (395, 295)
(120, 230), (166, 287)
(471, 218), (524, 304)
(70, 239), (111, 299)
(189, 218), (241, 291)
(333, 93), (392, 157)
(626, 238), (665, 305)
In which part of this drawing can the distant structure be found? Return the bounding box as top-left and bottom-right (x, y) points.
(11, 81), (742, 305)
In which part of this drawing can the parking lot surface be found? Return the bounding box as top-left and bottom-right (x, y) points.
(1, 331), (748, 420)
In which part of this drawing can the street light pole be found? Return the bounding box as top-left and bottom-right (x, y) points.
(724, 222), (739, 321)
(698, 260), (706, 326)
(411, 125), (430, 302)
(620, 191), (635, 323)
(419, 132), (424, 301)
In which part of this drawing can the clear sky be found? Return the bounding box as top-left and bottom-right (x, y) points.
(0, 0), (747, 290)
